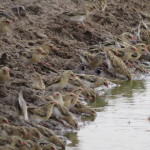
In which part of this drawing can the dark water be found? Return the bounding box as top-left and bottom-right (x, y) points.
(65, 79), (150, 150)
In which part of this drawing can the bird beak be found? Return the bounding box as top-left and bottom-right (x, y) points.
(36, 135), (40, 139)
(52, 46), (59, 50)
(5, 120), (9, 124)
(8, 21), (12, 24)
(53, 101), (58, 105)
(105, 83), (108, 88)
(130, 36), (135, 40)
(52, 93), (56, 97)
(41, 50), (47, 55)
(72, 94), (77, 97)
(144, 49), (148, 55)
(86, 96), (89, 100)
(71, 74), (76, 78)
(19, 141), (24, 145)
(3, 69), (9, 74)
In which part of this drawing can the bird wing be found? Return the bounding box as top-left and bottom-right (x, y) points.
(68, 77), (84, 87)
(28, 106), (47, 117)
(108, 51), (131, 78)
(77, 74), (97, 82)
(56, 104), (71, 116)
(35, 125), (54, 137)
(46, 76), (61, 86)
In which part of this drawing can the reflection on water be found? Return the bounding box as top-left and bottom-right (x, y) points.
(66, 79), (150, 150)
(64, 132), (78, 147)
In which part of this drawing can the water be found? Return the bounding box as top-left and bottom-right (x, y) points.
(65, 79), (150, 150)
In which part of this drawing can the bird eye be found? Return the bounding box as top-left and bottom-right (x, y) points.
(36, 133), (40, 138)
(91, 95), (95, 99)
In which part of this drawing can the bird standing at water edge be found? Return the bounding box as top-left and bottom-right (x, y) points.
(76, 74), (109, 88)
(28, 100), (57, 123)
(105, 50), (132, 80)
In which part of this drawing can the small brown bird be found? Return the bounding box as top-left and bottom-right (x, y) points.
(48, 70), (75, 91)
(41, 42), (58, 56)
(0, 136), (25, 148)
(63, 4), (95, 28)
(67, 77), (97, 100)
(0, 124), (27, 138)
(116, 45), (138, 62)
(0, 66), (10, 84)
(0, 18), (12, 37)
(79, 50), (104, 68)
(62, 87), (83, 109)
(0, 115), (9, 124)
(28, 100), (57, 123)
(76, 74), (109, 88)
(82, 86), (97, 101)
(130, 43), (149, 62)
(118, 32), (136, 46)
(105, 50), (132, 80)
(20, 47), (47, 65)
(67, 76), (85, 89)
(52, 103), (78, 128)
(32, 73), (45, 91)
(34, 125), (65, 149)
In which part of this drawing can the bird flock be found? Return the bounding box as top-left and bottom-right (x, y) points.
(0, 0), (150, 150)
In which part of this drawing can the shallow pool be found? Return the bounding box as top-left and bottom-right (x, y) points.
(66, 79), (150, 150)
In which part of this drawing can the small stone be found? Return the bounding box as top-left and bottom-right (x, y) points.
(11, 6), (26, 16)
(35, 31), (48, 39)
